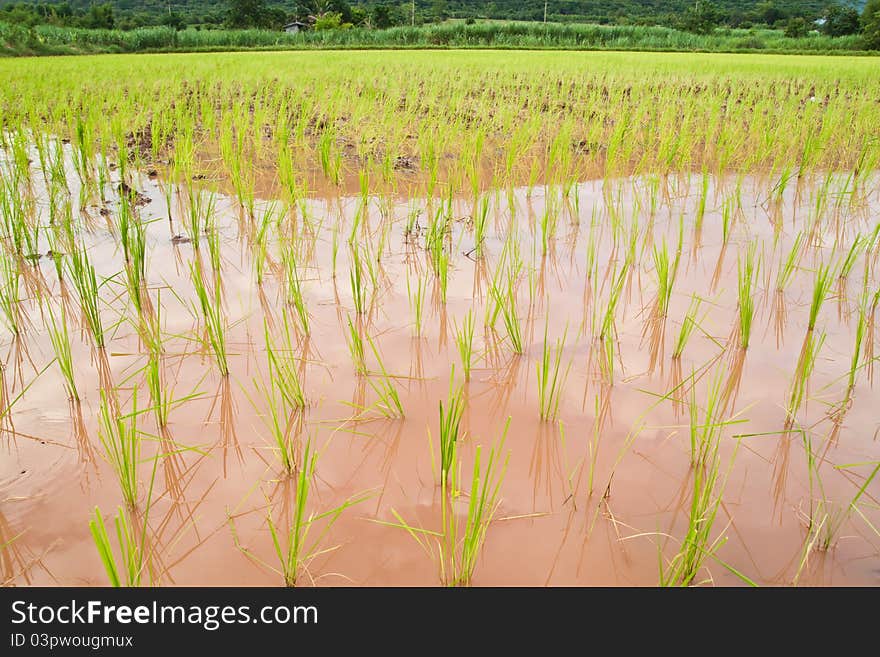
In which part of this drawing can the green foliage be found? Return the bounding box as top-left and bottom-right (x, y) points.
(864, 0), (880, 49)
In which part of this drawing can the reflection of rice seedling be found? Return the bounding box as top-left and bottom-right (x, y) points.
(537, 322), (570, 421)
(786, 330), (825, 423)
(190, 261), (228, 377)
(46, 304), (78, 401)
(453, 309), (476, 381)
(97, 389), (142, 509)
(232, 441), (368, 587)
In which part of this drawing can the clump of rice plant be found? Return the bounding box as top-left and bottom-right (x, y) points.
(672, 295), (702, 360)
(438, 372), (466, 483)
(453, 309), (476, 381)
(231, 441), (368, 587)
(387, 419), (510, 586)
(67, 247), (105, 349)
(190, 261), (228, 377)
(45, 304), (78, 401)
(537, 321), (570, 421)
(97, 388), (142, 509)
(736, 243), (759, 350)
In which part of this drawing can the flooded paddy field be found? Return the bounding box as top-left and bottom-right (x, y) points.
(0, 51), (878, 587)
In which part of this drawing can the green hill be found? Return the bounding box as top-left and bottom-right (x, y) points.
(0, 0), (858, 30)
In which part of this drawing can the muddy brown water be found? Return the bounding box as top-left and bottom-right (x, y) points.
(1, 144), (879, 586)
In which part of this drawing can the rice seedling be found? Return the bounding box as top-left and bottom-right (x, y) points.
(45, 304), (78, 401)
(736, 243), (759, 350)
(386, 419), (510, 586)
(89, 459), (158, 587)
(232, 441), (369, 587)
(97, 388), (142, 509)
(438, 373), (466, 483)
(807, 261), (836, 332)
(66, 247), (105, 349)
(345, 315), (367, 376)
(453, 309), (476, 382)
(672, 295), (702, 360)
(537, 322), (570, 421)
(489, 260), (523, 355)
(364, 336), (404, 419)
(407, 272), (427, 337)
(190, 261), (228, 377)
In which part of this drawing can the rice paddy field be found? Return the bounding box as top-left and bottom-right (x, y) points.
(0, 50), (879, 587)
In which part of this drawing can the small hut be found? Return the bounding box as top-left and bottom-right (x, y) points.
(283, 21), (309, 34)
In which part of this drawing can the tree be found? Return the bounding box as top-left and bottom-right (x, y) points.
(756, 1), (787, 27)
(82, 3), (116, 29)
(823, 5), (861, 37)
(161, 11), (185, 31)
(785, 16), (809, 38)
(372, 5), (394, 29)
(227, 0), (268, 29)
(864, 0), (880, 49)
(681, 0), (720, 35)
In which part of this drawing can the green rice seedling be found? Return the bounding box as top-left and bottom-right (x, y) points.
(349, 243), (368, 316)
(846, 303), (867, 392)
(807, 454), (880, 553)
(807, 261), (836, 332)
(438, 373), (466, 483)
(777, 233), (805, 293)
(190, 261), (228, 377)
(265, 314), (306, 411)
(97, 388), (141, 509)
(651, 240), (678, 320)
(672, 295), (702, 360)
(489, 261), (523, 355)
(661, 426), (740, 586)
(407, 272), (427, 337)
(46, 304), (78, 401)
(736, 243), (759, 350)
(89, 457), (158, 587)
(89, 504), (153, 587)
(232, 441), (368, 587)
(387, 419), (510, 587)
(365, 336), (404, 419)
(66, 247), (105, 349)
(250, 371), (301, 476)
(473, 195), (489, 257)
(786, 331), (826, 423)
(283, 253), (310, 337)
(345, 315), (367, 376)
(453, 309), (476, 382)
(0, 255), (22, 337)
(838, 234), (863, 283)
(537, 321), (570, 421)
(444, 430), (509, 586)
